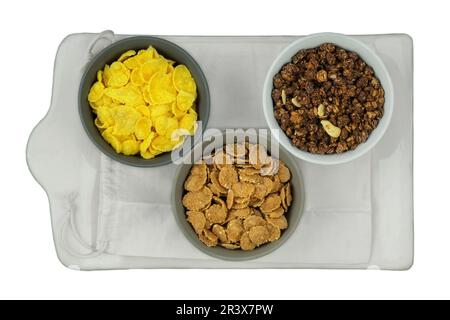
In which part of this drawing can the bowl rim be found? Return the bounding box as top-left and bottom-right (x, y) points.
(262, 32), (394, 165)
(170, 131), (305, 261)
(78, 35), (210, 167)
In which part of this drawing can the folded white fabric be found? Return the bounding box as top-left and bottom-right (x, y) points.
(96, 151), (372, 265)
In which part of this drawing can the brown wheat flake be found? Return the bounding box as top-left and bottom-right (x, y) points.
(218, 165), (238, 189)
(182, 187), (213, 211)
(226, 219), (244, 243)
(212, 224), (228, 243)
(240, 232), (256, 251)
(267, 215), (288, 230)
(186, 211), (206, 235)
(226, 189), (234, 210)
(249, 225), (270, 246)
(243, 215), (267, 231)
(260, 194), (282, 213)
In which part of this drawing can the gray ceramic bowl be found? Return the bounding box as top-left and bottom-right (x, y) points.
(79, 36), (210, 167)
(171, 132), (304, 261)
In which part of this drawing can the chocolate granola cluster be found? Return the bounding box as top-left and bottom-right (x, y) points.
(272, 43), (385, 154)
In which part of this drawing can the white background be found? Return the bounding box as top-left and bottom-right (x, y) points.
(1, 0), (448, 300)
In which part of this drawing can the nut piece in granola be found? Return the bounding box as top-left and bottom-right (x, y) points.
(321, 120), (341, 138)
(317, 104), (325, 118)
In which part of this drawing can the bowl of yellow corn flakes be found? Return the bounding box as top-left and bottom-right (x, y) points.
(79, 36), (210, 167)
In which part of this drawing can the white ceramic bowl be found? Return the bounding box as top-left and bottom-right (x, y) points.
(262, 33), (394, 165)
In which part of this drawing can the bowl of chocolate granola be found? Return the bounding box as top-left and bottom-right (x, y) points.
(263, 33), (394, 165)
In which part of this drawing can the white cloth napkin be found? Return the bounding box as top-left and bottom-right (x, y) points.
(97, 151), (372, 265)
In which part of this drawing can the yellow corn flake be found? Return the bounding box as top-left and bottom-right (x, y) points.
(170, 136), (185, 150)
(140, 59), (168, 83)
(122, 138), (140, 155)
(110, 61), (129, 74)
(96, 106), (114, 127)
(150, 145), (163, 156)
(144, 46), (159, 59)
(140, 132), (156, 156)
(107, 61), (130, 88)
(151, 135), (175, 152)
(97, 70), (103, 83)
(154, 115), (168, 136)
(103, 65), (111, 86)
(167, 64), (175, 75)
(140, 152), (154, 159)
(116, 133), (135, 143)
(118, 50), (136, 63)
(169, 128), (188, 145)
(88, 81), (105, 102)
(150, 104), (171, 120)
(110, 105), (141, 136)
(123, 56), (140, 70)
(171, 101), (187, 119)
(91, 94), (114, 110)
(189, 106), (198, 116)
(176, 90), (195, 111)
(89, 101), (97, 111)
(101, 127), (122, 153)
(102, 95), (114, 107)
(88, 46), (198, 159)
(135, 50), (153, 65)
(125, 84), (146, 105)
(149, 72), (177, 104)
(140, 131), (156, 151)
(173, 65), (196, 94)
(154, 115), (178, 136)
(179, 113), (196, 133)
(94, 118), (109, 130)
(130, 68), (145, 87)
(165, 118), (179, 138)
(104, 86), (142, 106)
(142, 84), (152, 104)
(135, 105), (151, 118)
(135, 117), (152, 140)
